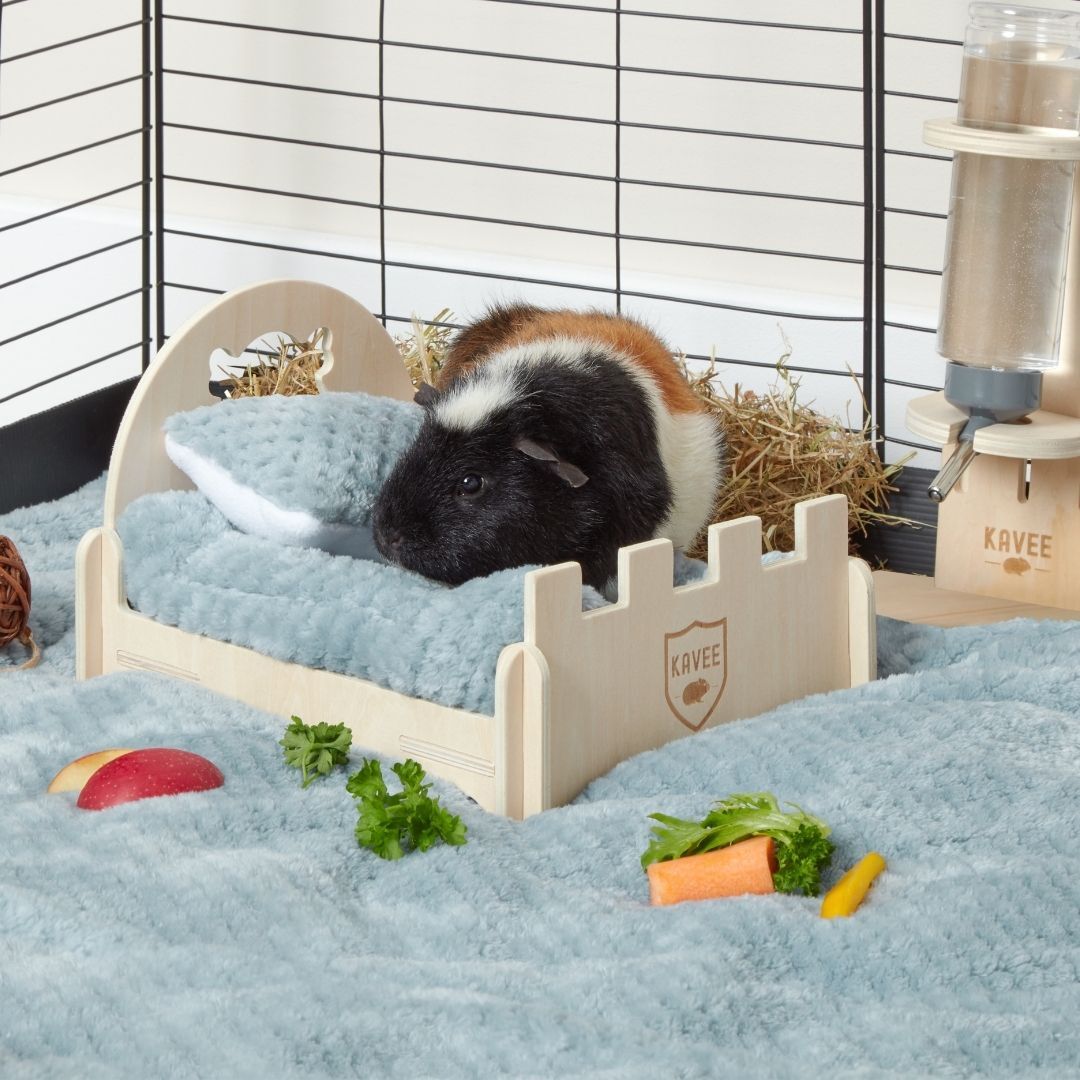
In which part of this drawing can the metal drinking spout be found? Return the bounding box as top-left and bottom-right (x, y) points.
(926, 364), (1044, 503)
(927, 439), (977, 502)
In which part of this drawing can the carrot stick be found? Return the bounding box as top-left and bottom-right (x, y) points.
(819, 852), (886, 919)
(647, 834), (778, 906)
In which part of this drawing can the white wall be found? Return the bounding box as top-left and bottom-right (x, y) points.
(4, 0), (1078, 466)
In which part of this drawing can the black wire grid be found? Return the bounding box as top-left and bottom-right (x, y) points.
(0, 0), (153, 413)
(876, 1), (959, 459)
(0, 1), (983, 461)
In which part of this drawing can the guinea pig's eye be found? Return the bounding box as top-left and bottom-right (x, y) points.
(458, 474), (485, 497)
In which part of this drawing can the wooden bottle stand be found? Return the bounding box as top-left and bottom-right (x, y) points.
(907, 119), (1080, 612)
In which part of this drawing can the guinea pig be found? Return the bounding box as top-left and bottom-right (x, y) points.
(371, 304), (725, 590)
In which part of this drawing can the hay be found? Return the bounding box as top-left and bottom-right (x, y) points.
(395, 309), (454, 389)
(680, 349), (916, 556)
(215, 329), (327, 399)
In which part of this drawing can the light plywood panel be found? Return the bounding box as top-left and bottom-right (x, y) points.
(907, 393), (1080, 460)
(934, 454), (1080, 610)
(525, 495), (869, 810)
(873, 570), (1080, 626)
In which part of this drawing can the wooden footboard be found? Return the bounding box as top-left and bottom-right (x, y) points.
(511, 492), (875, 812)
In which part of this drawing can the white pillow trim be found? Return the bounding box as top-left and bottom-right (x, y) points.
(164, 433), (381, 560)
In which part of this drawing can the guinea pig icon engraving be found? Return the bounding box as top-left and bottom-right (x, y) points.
(664, 618), (728, 732)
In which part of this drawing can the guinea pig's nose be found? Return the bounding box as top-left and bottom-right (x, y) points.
(376, 524), (404, 555)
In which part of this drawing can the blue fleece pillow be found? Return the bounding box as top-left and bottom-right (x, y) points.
(163, 391), (422, 558)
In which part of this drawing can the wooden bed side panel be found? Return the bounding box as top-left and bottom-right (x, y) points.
(493, 645), (524, 819)
(92, 527), (502, 812)
(848, 557), (877, 686)
(75, 528), (105, 680)
(104, 280), (413, 529)
(493, 642), (550, 819)
(521, 644), (551, 818)
(525, 494), (866, 811)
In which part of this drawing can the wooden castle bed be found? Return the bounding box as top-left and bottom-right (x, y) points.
(76, 280), (876, 819)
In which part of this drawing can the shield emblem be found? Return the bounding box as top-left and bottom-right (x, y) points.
(664, 618), (728, 732)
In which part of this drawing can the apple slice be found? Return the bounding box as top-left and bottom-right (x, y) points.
(76, 748), (224, 811)
(47, 749), (136, 794)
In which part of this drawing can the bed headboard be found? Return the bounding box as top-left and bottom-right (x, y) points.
(103, 280), (415, 528)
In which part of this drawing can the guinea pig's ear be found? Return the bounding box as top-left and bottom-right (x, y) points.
(413, 382), (439, 410)
(515, 436), (589, 488)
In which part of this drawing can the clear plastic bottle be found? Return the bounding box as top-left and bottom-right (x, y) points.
(938, 3), (1080, 372)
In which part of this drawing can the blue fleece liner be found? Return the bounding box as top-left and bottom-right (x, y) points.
(111, 489), (786, 715)
(115, 490), (719, 716)
(3, 477), (1079, 1079)
(116, 489), (614, 715)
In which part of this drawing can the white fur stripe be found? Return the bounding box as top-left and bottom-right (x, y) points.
(432, 338), (593, 432)
(433, 376), (520, 432)
(593, 352), (722, 548)
(651, 410), (724, 548)
(550, 344), (720, 548)
(488, 337), (596, 375)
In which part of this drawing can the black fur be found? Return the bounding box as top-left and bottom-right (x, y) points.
(372, 349), (671, 588)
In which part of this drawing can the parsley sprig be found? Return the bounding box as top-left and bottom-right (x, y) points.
(279, 716), (353, 788)
(347, 757), (467, 860)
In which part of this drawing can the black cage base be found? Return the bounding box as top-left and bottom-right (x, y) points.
(0, 378), (137, 516)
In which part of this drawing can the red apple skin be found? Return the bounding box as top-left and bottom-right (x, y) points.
(76, 748), (224, 810)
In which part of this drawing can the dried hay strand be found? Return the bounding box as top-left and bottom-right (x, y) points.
(680, 349), (917, 557)
(0, 535), (41, 671)
(216, 328), (327, 399)
(395, 309), (454, 389)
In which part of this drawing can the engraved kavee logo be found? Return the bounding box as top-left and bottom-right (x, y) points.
(664, 618), (728, 732)
(982, 526), (1052, 577)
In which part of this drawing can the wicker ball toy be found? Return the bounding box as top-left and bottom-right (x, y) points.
(0, 535), (40, 670)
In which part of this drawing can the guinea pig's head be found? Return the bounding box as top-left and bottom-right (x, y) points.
(371, 378), (597, 586)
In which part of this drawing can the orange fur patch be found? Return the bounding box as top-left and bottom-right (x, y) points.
(507, 311), (704, 414)
(437, 303), (542, 390)
(441, 307), (705, 415)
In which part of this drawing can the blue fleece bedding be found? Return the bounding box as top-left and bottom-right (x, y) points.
(115, 486), (725, 716)
(113, 489), (770, 715)
(116, 490), (613, 715)
(3, 477), (1080, 1079)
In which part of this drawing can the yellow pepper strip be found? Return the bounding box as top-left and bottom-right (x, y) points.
(820, 852), (887, 919)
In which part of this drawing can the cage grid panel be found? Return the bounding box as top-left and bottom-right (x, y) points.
(10, 0), (1027, 478)
(146, 0), (873, 436)
(0, 0), (151, 428)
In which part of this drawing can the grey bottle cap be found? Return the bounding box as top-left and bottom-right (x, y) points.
(943, 362), (1043, 425)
